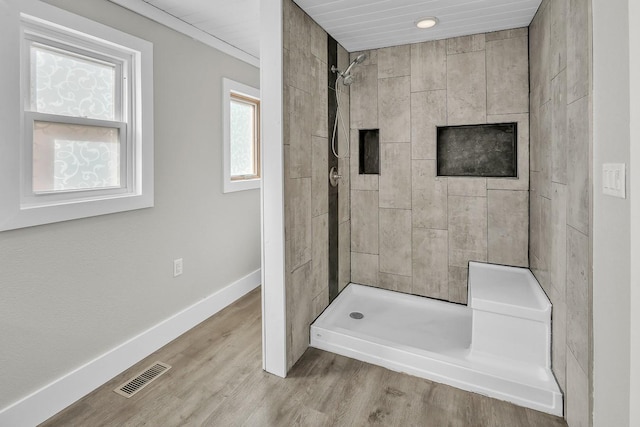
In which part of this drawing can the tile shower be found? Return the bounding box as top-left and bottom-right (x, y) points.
(283, 0), (593, 424)
(349, 29), (530, 304)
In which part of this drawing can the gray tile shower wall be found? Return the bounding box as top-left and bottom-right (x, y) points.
(529, 1), (592, 425)
(283, 0), (351, 369)
(349, 29), (530, 304)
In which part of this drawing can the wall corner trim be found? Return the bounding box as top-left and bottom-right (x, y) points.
(0, 269), (261, 427)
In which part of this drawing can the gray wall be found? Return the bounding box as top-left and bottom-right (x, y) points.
(283, 0), (351, 369)
(0, 0), (260, 410)
(529, 0), (592, 425)
(349, 30), (530, 304)
(592, 0), (633, 425)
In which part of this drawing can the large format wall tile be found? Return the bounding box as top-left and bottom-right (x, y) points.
(287, 261), (312, 366)
(311, 57), (328, 138)
(411, 90), (446, 160)
(549, 0), (568, 78)
(448, 196), (488, 268)
(567, 96), (590, 235)
(567, 0), (590, 104)
(551, 70), (568, 185)
(351, 252), (379, 286)
(486, 35), (529, 115)
(538, 195), (552, 292)
(550, 285), (567, 393)
(379, 208), (412, 276)
(447, 51), (487, 125)
(412, 160), (447, 229)
(413, 228), (448, 299)
(410, 40), (446, 92)
(567, 226), (590, 374)
(448, 178), (487, 197)
(378, 76), (411, 142)
(290, 87), (312, 178)
(448, 266), (469, 304)
(287, 3), (311, 91)
(485, 27), (528, 42)
(379, 272), (412, 294)
(350, 62), (378, 129)
(538, 101), (552, 199)
(551, 183), (567, 296)
(288, 177), (312, 271)
(488, 190), (529, 267)
(309, 17), (327, 63)
(378, 45), (411, 78)
(566, 350), (590, 427)
(529, 1), (550, 107)
(283, 79), (290, 144)
(379, 143), (411, 209)
(487, 113), (530, 191)
(447, 34), (485, 54)
(351, 190), (379, 254)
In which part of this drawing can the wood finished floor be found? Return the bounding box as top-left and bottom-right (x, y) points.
(42, 288), (567, 427)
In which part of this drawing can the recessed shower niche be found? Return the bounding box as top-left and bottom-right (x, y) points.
(437, 123), (518, 177)
(358, 129), (379, 175)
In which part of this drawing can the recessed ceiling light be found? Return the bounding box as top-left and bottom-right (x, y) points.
(415, 17), (438, 29)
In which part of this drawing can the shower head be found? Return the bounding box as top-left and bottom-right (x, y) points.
(331, 53), (367, 86)
(342, 53), (367, 77)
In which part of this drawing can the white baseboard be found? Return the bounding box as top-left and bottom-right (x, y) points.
(0, 269), (261, 427)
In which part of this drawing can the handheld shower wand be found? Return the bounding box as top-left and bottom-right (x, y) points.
(331, 53), (367, 86)
(329, 53), (367, 159)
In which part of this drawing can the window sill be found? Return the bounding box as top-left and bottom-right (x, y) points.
(223, 178), (261, 193)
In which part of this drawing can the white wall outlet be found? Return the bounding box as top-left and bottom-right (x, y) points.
(602, 163), (626, 198)
(173, 258), (183, 277)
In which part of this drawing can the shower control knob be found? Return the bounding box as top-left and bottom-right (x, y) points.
(329, 166), (342, 187)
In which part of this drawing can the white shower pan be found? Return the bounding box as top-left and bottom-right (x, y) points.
(310, 262), (563, 416)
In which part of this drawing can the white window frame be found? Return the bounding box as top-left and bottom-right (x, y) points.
(222, 77), (260, 193)
(0, 0), (153, 231)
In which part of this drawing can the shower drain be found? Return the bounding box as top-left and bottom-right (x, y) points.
(349, 312), (364, 319)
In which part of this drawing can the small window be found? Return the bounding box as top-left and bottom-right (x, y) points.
(0, 2), (153, 231)
(223, 78), (260, 193)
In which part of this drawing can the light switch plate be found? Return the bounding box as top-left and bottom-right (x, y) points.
(602, 163), (626, 198)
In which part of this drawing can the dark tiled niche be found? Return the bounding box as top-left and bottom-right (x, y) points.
(437, 123), (518, 177)
(359, 129), (380, 175)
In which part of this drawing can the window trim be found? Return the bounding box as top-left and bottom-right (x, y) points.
(229, 92), (261, 182)
(222, 77), (260, 193)
(0, 0), (153, 231)
(23, 112), (129, 205)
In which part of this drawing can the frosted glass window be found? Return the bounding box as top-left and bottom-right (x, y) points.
(230, 93), (260, 180)
(31, 45), (117, 121)
(1, 5), (153, 231)
(32, 121), (120, 193)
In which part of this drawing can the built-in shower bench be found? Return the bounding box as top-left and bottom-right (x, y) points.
(310, 261), (563, 417)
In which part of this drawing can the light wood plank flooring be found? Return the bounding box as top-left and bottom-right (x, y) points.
(42, 288), (567, 426)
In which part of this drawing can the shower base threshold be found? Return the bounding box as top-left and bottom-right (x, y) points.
(310, 283), (562, 416)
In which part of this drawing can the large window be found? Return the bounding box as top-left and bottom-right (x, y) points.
(223, 78), (260, 193)
(0, 0), (153, 231)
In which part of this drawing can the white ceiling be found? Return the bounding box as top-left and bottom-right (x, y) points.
(112, 0), (542, 64)
(141, 0), (261, 58)
(297, 0), (542, 52)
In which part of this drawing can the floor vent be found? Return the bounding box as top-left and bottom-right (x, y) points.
(114, 362), (171, 398)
